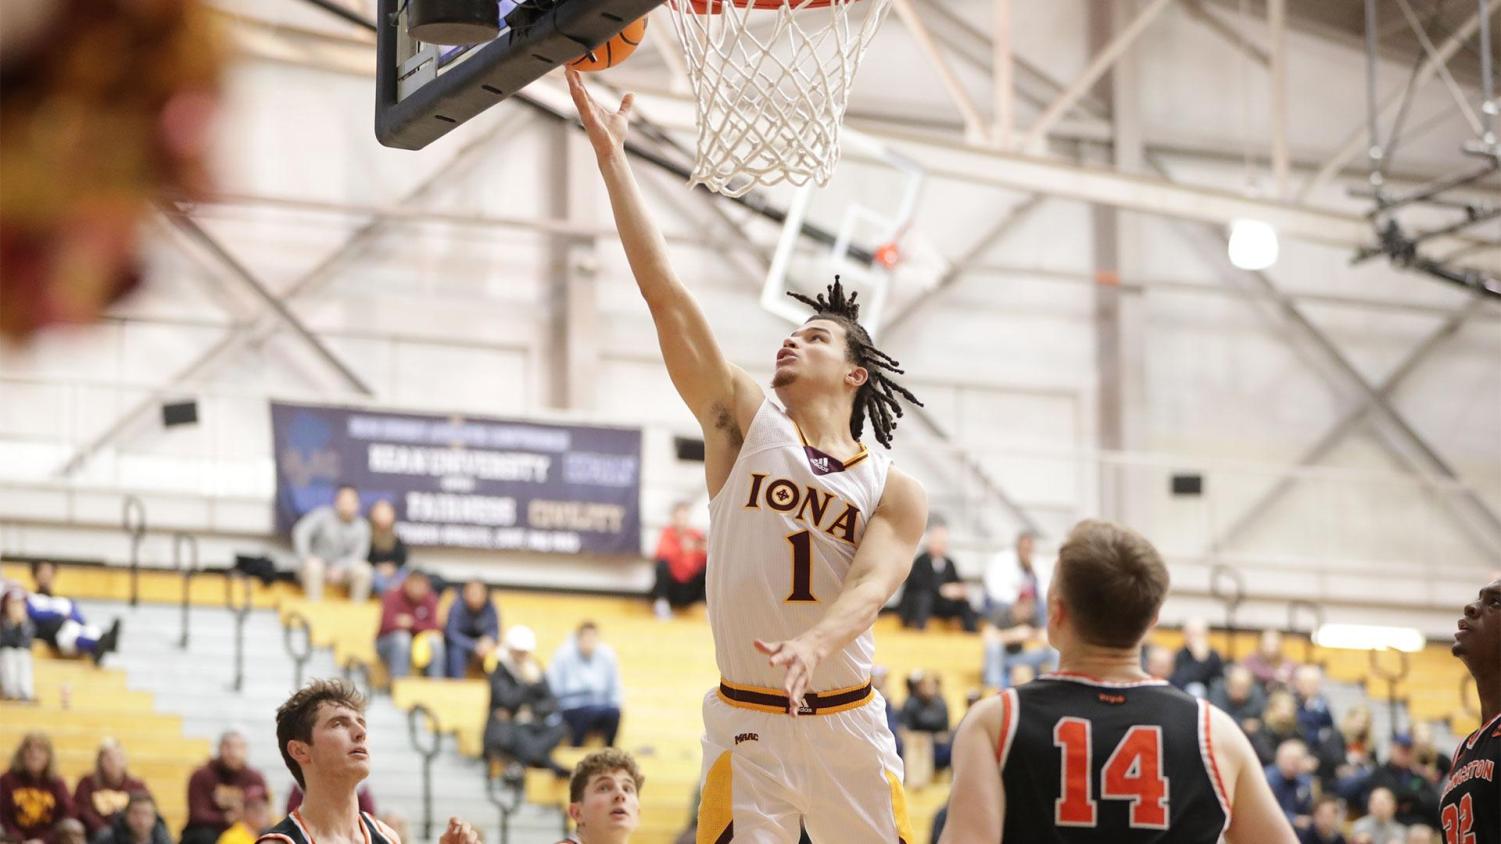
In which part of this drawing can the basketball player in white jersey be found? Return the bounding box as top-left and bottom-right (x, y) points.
(569, 69), (928, 843)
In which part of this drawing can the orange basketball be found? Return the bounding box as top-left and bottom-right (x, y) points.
(568, 15), (647, 72)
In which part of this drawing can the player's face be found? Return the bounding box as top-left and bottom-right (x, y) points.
(1454, 577), (1501, 666)
(570, 769), (639, 835)
(772, 320), (865, 394)
(305, 704), (369, 782)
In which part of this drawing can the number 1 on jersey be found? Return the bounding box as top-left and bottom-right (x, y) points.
(786, 531), (817, 602)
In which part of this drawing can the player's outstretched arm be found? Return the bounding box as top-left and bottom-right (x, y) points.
(939, 696), (1006, 843)
(1211, 706), (1299, 844)
(756, 470), (926, 712)
(565, 69), (759, 432)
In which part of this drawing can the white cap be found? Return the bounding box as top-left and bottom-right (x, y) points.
(504, 625), (537, 653)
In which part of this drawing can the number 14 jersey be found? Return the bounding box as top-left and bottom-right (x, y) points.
(706, 400), (891, 693)
(998, 673), (1231, 843)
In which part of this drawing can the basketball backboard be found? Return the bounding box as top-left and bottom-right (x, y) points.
(376, 0), (664, 150)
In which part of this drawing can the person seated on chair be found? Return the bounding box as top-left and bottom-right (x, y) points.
(548, 621), (623, 748)
(0, 588), (35, 702)
(981, 586), (1055, 690)
(483, 626), (570, 780)
(291, 484), (372, 603)
(900, 670), (953, 772)
(898, 520), (977, 632)
(72, 740), (147, 839)
(558, 748), (643, 844)
(649, 502), (706, 620)
(444, 580), (499, 679)
(375, 570), (444, 681)
(213, 786), (270, 844)
(1169, 617), (1225, 698)
(1, 732), (74, 844)
(24, 562), (120, 664)
(365, 500), (408, 598)
(179, 731), (267, 844)
(94, 792), (171, 844)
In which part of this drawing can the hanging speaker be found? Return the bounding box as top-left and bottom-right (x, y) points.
(407, 0), (501, 46)
(162, 400), (199, 428)
(674, 436), (705, 463)
(1170, 473), (1203, 497)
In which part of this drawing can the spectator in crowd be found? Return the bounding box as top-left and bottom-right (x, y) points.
(1244, 628), (1296, 691)
(1334, 704), (1378, 803)
(900, 671), (952, 772)
(1294, 665), (1336, 738)
(375, 570), (444, 681)
(179, 731), (268, 844)
(548, 621), (623, 748)
(1298, 795), (1346, 844)
(1, 733), (72, 844)
(1253, 690), (1307, 766)
(0, 587), (34, 701)
(284, 784), (374, 817)
(1209, 664), (1266, 735)
(25, 562), (120, 664)
(483, 626), (569, 780)
(981, 587), (1053, 689)
(872, 667), (902, 759)
(650, 502), (707, 620)
(1350, 787), (1405, 844)
(982, 530), (1047, 617)
(95, 792), (170, 844)
(52, 820), (84, 844)
(1365, 733), (1441, 829)
(1408, 723), (1450, 783)
(444, 580), (500, 679)
(898, 521), (977, 632)
(564, 748), (643, 844)
(1143, 644), (1175, 682)
(72, 740), (146, 838)
(292, 484), (372, 603)
(1169, 617), (1224, 698)
(1403, 826), (1435, 844)
(1265, 739), (1315, 829)
(1008, 663), (1038, 688)
(213, 786), (269, 844)
(365, 500), (408, 598)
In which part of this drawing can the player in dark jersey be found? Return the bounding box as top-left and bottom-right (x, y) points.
(1443, 576), (1500, 844)
(941, 520), (1295, 843)
(260, 680), (480, 844)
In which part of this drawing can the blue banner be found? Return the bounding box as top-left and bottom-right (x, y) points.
(270, 402), (641, 556)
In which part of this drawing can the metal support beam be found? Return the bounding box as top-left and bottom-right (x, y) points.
(1022, 0), (1175, 151)
(1393, 0), (1485, 137)
(891, 0), (988, 143)
(1301, 5), (1493, 201)
(1268, 0), (1290, 198)
(1183, 0), (1270, 66)
(993, 0), (1013, 149)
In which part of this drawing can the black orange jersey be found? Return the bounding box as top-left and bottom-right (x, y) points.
(1440, 712), (1500, 844)
(997, 673), (1230, 843)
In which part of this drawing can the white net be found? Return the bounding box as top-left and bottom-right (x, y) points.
(664, 0), (894, 197)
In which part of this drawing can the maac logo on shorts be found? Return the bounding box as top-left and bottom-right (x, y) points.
(734, 732), (759, 745)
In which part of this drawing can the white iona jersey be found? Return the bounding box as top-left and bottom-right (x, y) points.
(706, 399), (892, 692)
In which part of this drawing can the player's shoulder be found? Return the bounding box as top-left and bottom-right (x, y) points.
(364, 812), (401, 844)
(876, 467), (926, 516)
(255, 816), (303, 844)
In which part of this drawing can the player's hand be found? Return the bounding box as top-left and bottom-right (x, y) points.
(566, 67), (633, 160)
(438, 817), (480, 844)
(754, 637), (822, 717)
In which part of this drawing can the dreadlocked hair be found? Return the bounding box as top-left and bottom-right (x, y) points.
(786, 277), (922, 449)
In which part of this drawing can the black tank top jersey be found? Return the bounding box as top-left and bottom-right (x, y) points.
(257, 811), (397, 844)
(1440, 713), (1501, 844)
(997, 673), (1230, 843)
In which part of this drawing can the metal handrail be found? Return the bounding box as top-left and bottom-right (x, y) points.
(225, 571), (253, 692)
(343, 657), (375, 702)
(1286, 600), (1326, 667)
(485, 751), (525, 844)
(283, 611), (313, 690)
(173, 533), (200, 649)
(1367, 648), (1412, 740)
(406, 704), (442, 843)
(1209, 564), (1246, 660)
(122, 496), (146, 607)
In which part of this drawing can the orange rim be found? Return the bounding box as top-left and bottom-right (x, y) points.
(676, 0), (847, 12)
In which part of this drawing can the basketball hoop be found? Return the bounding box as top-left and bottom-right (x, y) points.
(663, 0), (894, 197)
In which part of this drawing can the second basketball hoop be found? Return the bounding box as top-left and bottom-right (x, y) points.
(663, 0), (894, 197)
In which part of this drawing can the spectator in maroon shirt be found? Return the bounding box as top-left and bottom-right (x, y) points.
(1, 732), (73, 844)
(650, 502), (707, 620)
(375, 569), (444, 680)
(71, 740), (147, 837)
(179, 731), (267, 844)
